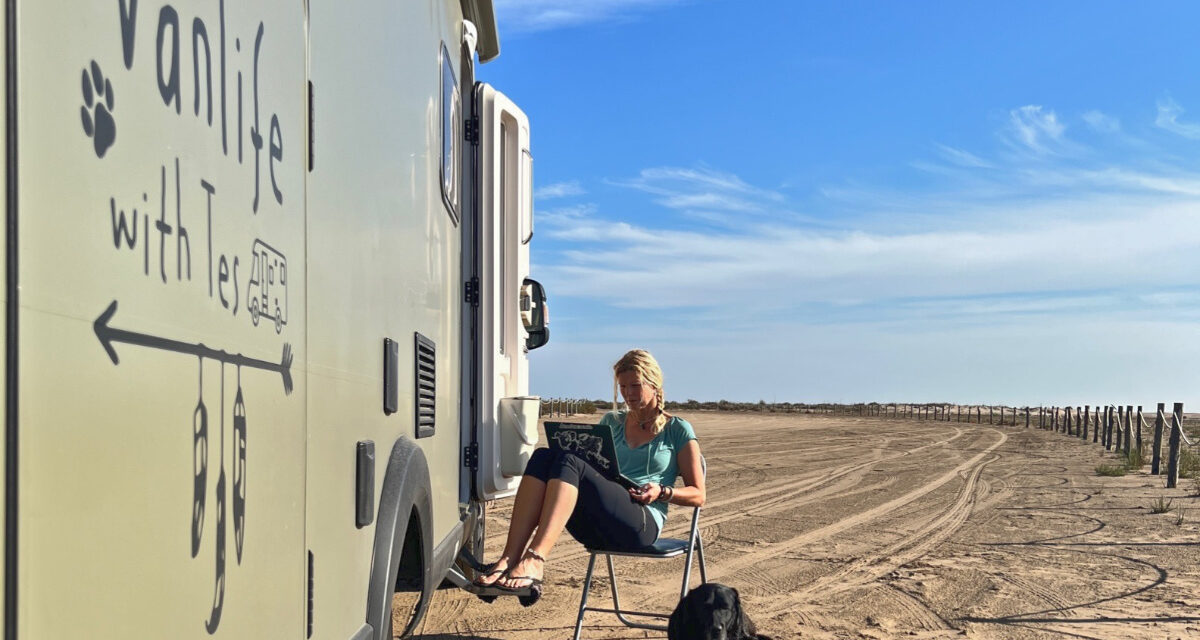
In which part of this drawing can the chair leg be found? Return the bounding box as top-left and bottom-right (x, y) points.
(680, 543), (694, 600)
(696, 535), (707, 585)
(605, 555), (626, 623)
(573, 553), (599, 640)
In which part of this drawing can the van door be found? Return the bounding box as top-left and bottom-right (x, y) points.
(473, 83), (539, 500)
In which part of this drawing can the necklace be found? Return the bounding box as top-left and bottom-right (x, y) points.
(632, 409), (661, 431)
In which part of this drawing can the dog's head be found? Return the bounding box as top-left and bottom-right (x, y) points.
(668, 583), (759, 640)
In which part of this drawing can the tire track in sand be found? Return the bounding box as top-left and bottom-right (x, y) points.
(546, 427), (969, 567)
(787, 453), (996, 607)
(672, 428), (1007, 602)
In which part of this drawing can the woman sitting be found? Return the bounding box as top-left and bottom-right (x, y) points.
(474, 349), (706, 601)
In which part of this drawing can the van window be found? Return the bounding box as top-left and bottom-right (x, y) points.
(440, 44), (461, 224)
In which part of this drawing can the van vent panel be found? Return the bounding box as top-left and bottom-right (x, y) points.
(414, 333), (435, 438)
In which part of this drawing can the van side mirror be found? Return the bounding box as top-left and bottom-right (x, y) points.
(521, 278), (550, 351)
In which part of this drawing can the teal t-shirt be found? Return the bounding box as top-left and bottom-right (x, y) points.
(598, 411), (698, 539)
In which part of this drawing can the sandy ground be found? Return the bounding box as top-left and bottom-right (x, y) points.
(397, 411), (1200, 639)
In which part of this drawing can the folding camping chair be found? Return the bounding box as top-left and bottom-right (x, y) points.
(572, 458), (707, 639)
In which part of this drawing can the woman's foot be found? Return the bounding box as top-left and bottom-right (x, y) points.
(498, 548), (545, 590)
(472, 557), (512, 588)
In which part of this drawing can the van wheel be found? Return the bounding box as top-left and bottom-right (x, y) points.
(249, 299), (260, 325)
(389, 514), (427, 638)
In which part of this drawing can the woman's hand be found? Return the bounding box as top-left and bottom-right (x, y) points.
(629, 483), (661, 505)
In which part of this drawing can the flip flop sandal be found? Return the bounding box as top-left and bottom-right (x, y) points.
(496, 575), (544, 607)
(471, 563), (510, 588)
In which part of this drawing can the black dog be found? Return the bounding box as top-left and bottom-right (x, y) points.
(668, 583), (772, 640)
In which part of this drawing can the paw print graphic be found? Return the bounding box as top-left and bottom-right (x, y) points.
(80, 60), (115, 158)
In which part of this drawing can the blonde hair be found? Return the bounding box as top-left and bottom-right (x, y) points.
(614, 349), (668, 434)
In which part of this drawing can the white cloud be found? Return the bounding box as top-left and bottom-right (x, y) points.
(535, 181), (585, 200)
(604, 165), (804, 227)
(934, 144), (994, 168)
(528, 106), (1200, 407)
(1083, 110), (1121, 134)
(494, 0), (681, 33)
(531, 317), (1200, 407)
(1155, 97), (1200, 139)
(537, 155), (1200, 315)
(619, 166), (784, 201)
(536, 203), (595, 226)
(543, 201), (1200, 311)
(1005, 105), (1066, 154)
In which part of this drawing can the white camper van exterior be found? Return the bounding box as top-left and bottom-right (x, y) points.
(0, 1), (544, 638)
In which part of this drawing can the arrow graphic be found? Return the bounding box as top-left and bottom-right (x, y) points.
(94, 300), (294, 394)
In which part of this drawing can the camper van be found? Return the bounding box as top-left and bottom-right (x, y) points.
(1, 1), (545, 638)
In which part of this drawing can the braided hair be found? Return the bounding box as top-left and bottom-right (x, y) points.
(614, 349), (668, 434)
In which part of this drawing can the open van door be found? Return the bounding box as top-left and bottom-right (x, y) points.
(473, 83), (542, 501)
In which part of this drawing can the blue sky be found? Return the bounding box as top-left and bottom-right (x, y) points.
(482, 1), (1200, 408)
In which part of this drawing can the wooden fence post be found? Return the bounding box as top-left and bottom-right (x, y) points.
(1111, 405), (1118, 448)
(1092, 405), (1099, 443)
(1167, 402), (1184, 488)
(1152, 402), (1165, 475)
(1118, 403), (1128, 453)
(1136, 405), (1143, 454)
(1066, 406), (1074, 436)
(989, 406), (993, 424)
(1115, 406), (1124, 452)
(1082, 405), (1090, 440)
(1103, 406), (1111, 450)
(1025, 407), (1030, 428)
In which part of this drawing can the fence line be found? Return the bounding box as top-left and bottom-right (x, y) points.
(532, 398), (1195, 484)
(822, 400), (1193, 487)
(538, 398), (589, 418)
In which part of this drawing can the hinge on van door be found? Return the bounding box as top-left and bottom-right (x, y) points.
(465, 116), (480, 145)
(463, 443), (479, 469)
(464, 277), (480, 306)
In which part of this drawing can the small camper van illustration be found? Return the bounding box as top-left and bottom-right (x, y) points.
(246, 240), (288, 333)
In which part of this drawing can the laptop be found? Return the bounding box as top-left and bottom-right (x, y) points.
(543, 421), (641, 491)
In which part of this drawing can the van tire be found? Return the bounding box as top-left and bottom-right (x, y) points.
(365, 437), (433, 640)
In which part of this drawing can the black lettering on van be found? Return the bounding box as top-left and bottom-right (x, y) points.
(110, 197), (138, 250)
(231, 256), (240, 315)
(175, 159), (191, 280)
(155, 165), (173, 283)
(269, 115), (282, 205)
(192, 18), (212, 125)
(219, 0), (228, 155)
(249, 23), (264, 213)
(201, 179), (215, 296)
(157, 5), (180, 114)
(218, 255), (230, 309)
(119, 0), (138, 70)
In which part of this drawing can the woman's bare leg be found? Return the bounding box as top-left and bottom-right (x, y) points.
(500, 479), (578, 587)
(476, 474), (546, 586)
